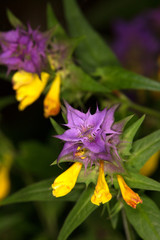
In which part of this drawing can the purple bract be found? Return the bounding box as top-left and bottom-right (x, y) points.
(0, 25), (49, 74)
(56, 102), (124, 171)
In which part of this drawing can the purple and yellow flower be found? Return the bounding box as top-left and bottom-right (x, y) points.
(52, 103), (142, 208)
(0, 24), (66, 116)
(0, 25), (48, 74)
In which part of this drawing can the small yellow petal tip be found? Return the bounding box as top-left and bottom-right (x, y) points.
(140, 151), (159, 176)
(91, 161), (112, 206)
(117, 175), (143, 209)
(44, 73), (61, 118)
(52, 162), (82, 198)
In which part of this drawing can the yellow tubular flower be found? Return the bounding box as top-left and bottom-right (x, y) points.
(0, 153), (13, 200)
(91, 161), (112, 206)
(0, 166), (10, 200)
(117, 175), (142, 208)
(140, 151), (159, 176)
(52, 162), (83, 197)
(43, 73), (61, 118)
(12, 71), (49, 111)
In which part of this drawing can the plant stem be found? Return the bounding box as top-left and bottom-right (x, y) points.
(129, 101), (160, 119)
(107, 91), (160, 119)
(122, 208), (135, 240)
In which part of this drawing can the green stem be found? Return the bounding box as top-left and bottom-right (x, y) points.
(106, 91), (160, 119)
(129, 101), (160, 119)
(122, 208), (135, 240)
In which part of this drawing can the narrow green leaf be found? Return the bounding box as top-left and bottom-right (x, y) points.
(96, 66), (160, 91)
(50, 118), (65, 134)
(107, 201), (122, 229)
(124, 172), (160, 192)
(58, 186), (97, 240)
(124, 195), (160, 240)
(63, 0), (119, 72)
(0, 179), (84, 206)
(121, 115), (145, 156)
(128, 130), (160, 170)
(46, 3), (66, 38)
(7, 9), (24, 28)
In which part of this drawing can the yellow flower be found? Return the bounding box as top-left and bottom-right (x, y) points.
(52, 162), (83, 197)
(0, 153), (13, 200)
(12, 71), (49, 110)
(117, 175), (142, 208)
(43, 73), (61, 118)
(91, 161), (112, 206)
(140, 151), (159, 176)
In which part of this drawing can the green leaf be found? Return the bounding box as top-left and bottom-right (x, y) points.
(46, 3), (66, 38)
(50, 118), (65, 134)
(127, 129), (160, 170)
(106, 201), (122, 229)
(120, 115), (145, 156)
(124, 195), (160, 240)
(58, 186), (97, 240)
(0, 179), (84, 206)
(7, 9), (24, 28)
(95, 66), (160, 91)
(68, 64), (110, 93)
(124, 172), (160, 192)
(63, 0), (119, 72)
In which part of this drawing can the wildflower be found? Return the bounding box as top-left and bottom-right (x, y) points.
(44, 73), (61, 118)
(117, 175), (143, 208)
(0, 25), (49, 74)
(52, 103), (142, 208)
(12, 71), (49, 110)
(0, 153), (13, 200)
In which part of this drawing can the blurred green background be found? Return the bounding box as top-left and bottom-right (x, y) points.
(0, 0), (160, 239)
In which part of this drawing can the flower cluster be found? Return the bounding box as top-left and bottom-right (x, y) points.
(52, 103), (143, 208)
(0, 25), (61, 117)
(0, 25), (48, 74)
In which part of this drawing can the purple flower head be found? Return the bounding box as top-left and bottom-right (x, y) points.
(56, 102), (124, 172)
(0, 25), (49, 74)
(111, 16), (160, 77)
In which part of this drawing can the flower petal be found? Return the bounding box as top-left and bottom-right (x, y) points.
(12, 71), (49, 110)
(52, 162), (83, 197)
(44, 73), (61, 118)
(117, 175), (143, 208)
(91, 161), (112, 206)
(64, 101), (85, 128)
(101, 105), (119, 133)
